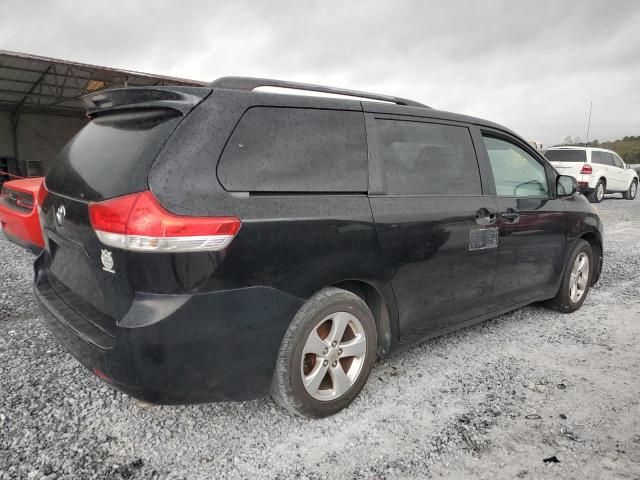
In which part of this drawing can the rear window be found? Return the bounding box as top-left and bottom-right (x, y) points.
(217, 107), (367, 192)
(544, 149), (586, 163)
(46, 110), (182, 201)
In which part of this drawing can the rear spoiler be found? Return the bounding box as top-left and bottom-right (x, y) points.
(82, 86), (211, 117)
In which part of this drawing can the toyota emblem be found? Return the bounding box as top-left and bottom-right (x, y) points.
(55, 205), (66, 226)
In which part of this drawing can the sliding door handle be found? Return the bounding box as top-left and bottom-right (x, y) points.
(501, 208), (520, 223)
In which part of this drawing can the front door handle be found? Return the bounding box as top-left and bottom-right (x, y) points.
(501, 208), (520, 223)
(475, 207), (497, 226)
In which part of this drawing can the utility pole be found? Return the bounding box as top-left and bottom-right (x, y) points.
(585, 101), (592, 147)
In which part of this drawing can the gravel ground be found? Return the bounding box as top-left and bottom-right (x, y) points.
(1, 196), (639, 479)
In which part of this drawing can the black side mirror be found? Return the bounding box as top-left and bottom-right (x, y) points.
(557, 175), (578, 197)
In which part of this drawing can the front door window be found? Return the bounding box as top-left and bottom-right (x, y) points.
(482, 136), (549, 197)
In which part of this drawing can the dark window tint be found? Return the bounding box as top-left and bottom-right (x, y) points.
(483, 136), (549, 197)
(376, 120), (481, 195)
(591, 151), (609, 165)
(218, 107), (367, 192)
(544, 149), (586, 163)
(612, 154), (624, 168)
(47, 110), (182, 201)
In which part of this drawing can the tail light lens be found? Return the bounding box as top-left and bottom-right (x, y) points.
(580, 164), (593, 174)
(88, 191), (241, 252)
(2, 187), (36, 212)
(15, 193), (35, 210)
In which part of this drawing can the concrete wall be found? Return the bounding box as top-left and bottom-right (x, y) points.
(0, 111), (14, 158)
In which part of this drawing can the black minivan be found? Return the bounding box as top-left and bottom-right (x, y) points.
(35, 77), (603, 417)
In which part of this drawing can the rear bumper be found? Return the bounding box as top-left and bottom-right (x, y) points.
(0, 202), (44, 252)
(35, 261), (304, 403)
(2, 229), (42, 254)
(575, 174), (592, 190)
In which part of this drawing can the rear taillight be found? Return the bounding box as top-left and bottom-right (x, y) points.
(3, 187), (36, 212)
(37, 183), (49, 215)
(580, 164), (593, 174)
(88, 191), (241, 252)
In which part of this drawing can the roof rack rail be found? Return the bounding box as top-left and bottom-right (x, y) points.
(209, 76), (430, 108)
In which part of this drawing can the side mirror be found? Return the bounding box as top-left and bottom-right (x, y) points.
(557, 175), (578, 197)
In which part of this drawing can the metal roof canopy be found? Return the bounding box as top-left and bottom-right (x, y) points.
(0, 50), (206, 116)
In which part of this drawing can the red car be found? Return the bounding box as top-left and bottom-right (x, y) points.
(0, 177), (45, 253)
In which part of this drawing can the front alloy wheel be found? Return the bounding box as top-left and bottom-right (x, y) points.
(569, 252), (590, 303)
(623, 180), (637, 200)
(546, 239), (593, 313)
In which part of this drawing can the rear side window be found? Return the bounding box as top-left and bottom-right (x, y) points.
(376, 119), (482, 195)
(218, 107), (367, 192)
(544, 149), (586, 163)
(591, 151), (609, 165)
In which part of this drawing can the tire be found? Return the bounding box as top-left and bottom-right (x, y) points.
(546, 239), (593, 313)
(270, 287), (377, 418)
(623, 179), (637, 200)
(589, 179), (605, 203)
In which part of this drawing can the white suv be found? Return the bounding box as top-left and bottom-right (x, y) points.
(545, 146), (638, 203)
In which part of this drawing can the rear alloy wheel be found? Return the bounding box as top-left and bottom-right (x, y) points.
(589, 180), (605, 203)
(546, 239), (593, 313)
(271, 287), (377, 418)
(301, 312), (367, 401)
(623, 179), (637, 200)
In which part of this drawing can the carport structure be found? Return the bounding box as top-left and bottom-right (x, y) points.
(0, 50), (205, 183)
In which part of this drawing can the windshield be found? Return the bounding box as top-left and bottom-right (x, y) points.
(544, 149), (586, 163)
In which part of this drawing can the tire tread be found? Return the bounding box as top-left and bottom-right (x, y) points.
(270, 287), (376, 418)
(546, 239), (593, 313)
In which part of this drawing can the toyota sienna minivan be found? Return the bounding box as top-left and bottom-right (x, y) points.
(35, 77), (603, 417)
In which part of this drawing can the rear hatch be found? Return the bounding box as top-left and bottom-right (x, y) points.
(545, 149), (587, 177)
(39, 86), (211, 323)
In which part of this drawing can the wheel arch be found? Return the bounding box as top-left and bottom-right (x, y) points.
(331, 279), (393, 357)
(580, 232), (603, 285)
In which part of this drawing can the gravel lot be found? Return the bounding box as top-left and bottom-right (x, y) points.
(1, 197), (639, 479)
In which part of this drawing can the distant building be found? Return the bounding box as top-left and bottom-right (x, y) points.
(0, 50), (205, 183)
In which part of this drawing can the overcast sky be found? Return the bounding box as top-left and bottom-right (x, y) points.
(1, 0), (639, 147)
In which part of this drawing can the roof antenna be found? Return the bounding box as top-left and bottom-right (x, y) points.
(585, 101), (592, 147)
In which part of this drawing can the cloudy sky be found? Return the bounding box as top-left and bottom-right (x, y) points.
(1, 0), (639, 147)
